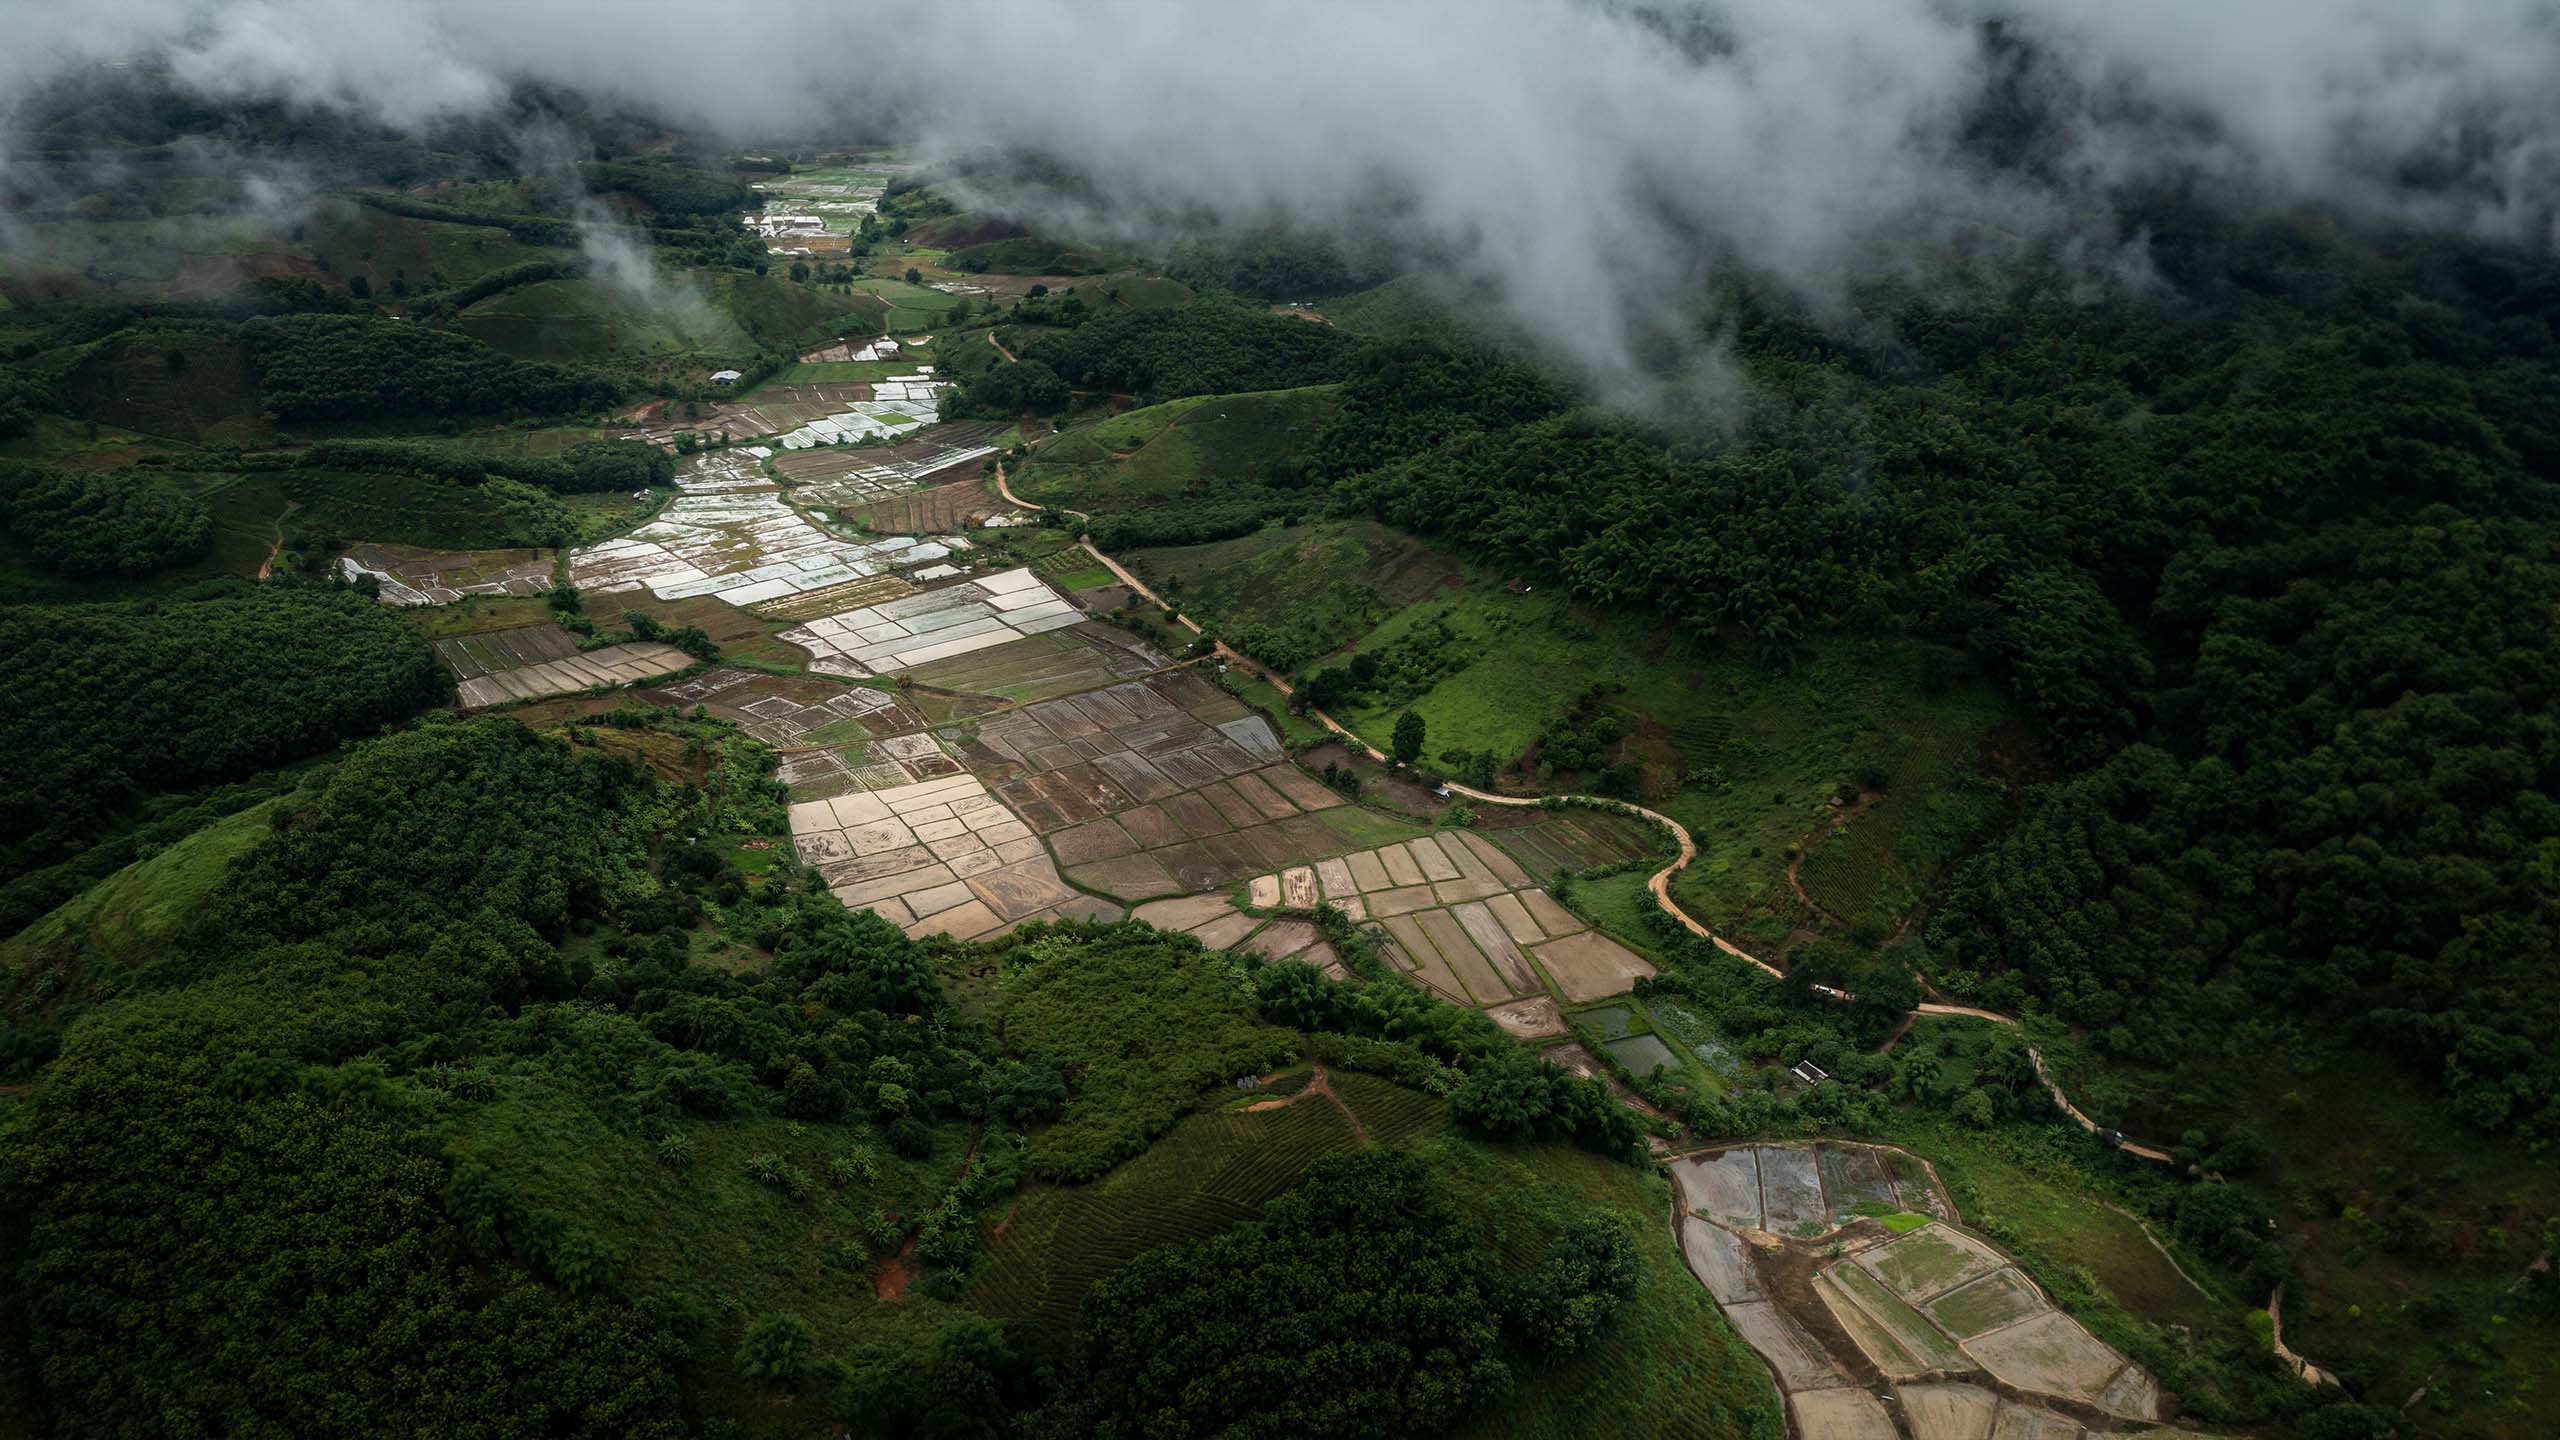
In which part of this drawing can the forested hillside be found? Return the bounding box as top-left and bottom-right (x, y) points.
(3, 25), (2557, 1440)
(1308, 222), (2560, 1143)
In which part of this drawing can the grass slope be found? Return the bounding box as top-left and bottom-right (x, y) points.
(970, 1075), (1782, 1440)
(1016, 384), (1341, 514)
(1128, 517), (1459, 666)
(1, 796), (285, 1009)
(1301, 578), (2009, 952)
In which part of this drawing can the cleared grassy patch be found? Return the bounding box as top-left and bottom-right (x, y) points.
(1129, 519), (1461, 670)
(2, 795), (285, 997)
(1294, 575), (2011, 953)
(1015, 385), (1342, 515)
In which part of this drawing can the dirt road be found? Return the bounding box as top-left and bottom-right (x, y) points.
(993, 454), (2168, 1164)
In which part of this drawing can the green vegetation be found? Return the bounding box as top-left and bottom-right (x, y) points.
(996, 924), (1297, 1181)
(0, 461), (210, 577)
(988, 296), (1353, 405)
(0, 582), (447, 901)
(1129, 519), (1457, 669)
(7, 66), (2560, 1440)
(1015, 383), (1342, 515)
(240, 311), (624, 419)
(1043, 1152), (1636, 1439)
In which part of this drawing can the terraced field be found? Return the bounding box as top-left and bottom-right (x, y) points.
(1484, 808), (1666, 883)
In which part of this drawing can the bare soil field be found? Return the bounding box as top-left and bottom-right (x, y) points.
(853, 477), (1013, 535)
(786, 773), (1120, 939)
(453, 640), (693, 708)
(640, 667), (922, 746)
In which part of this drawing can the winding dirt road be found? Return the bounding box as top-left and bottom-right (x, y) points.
(987, 443), (2169, 1165)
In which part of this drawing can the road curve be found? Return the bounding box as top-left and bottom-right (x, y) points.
(987, 446), (2167, 1163)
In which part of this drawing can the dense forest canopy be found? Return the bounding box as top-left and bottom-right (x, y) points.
(3, 16), (2559, 1439)
(0, 584), (450, 894)
(1304, 222), (2560, 1141)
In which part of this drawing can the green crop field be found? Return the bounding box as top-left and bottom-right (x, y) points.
(847, 276), (969, 334)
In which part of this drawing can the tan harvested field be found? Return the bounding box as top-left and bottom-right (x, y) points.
(1787, 1387), (1898, 1440)
(1965, 1311), (2142, 1414)
(1484, 983), (1556, 1030)
(454, 640), (693, 708)
(786, 773), (1121, 940)
(853, 476), (1011, 535)
(1527, 929), (1658, 1003)
(1127, 895), (1340, 974)
(1896, 1383), (2091, 1440)
(342, 542), (554, 606)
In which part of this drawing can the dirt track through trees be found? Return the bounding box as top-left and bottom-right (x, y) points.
(1240, 1065), (1369, 1144)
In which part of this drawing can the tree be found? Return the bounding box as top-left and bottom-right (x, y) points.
(737, 1312), (814, 1390)
(904, 267), (922, 285)
(1508, 1217), (1641, 1357)
(1392, 710), (1427, 769)
(1048, 1153), (1511, 1439)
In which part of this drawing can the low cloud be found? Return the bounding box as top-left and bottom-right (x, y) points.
(7, 2), (2558, 391)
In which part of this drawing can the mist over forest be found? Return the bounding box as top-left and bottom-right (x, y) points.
(1, 7), (2557, 1440)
